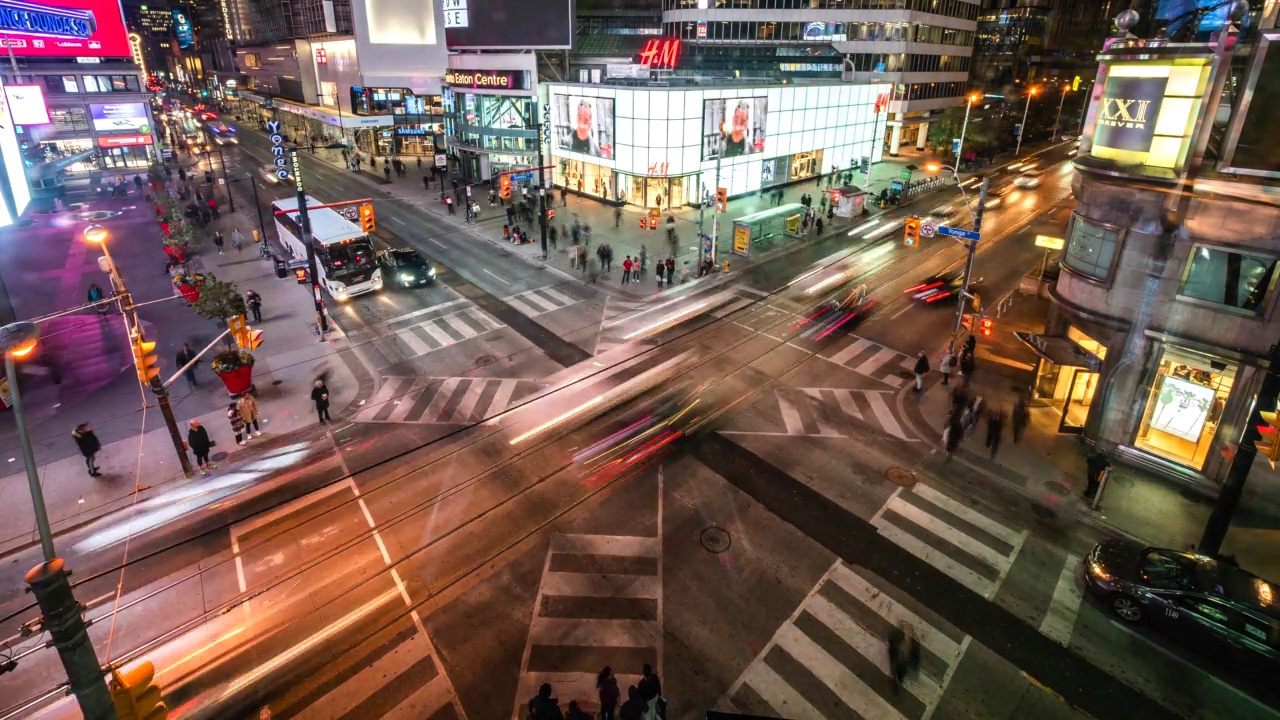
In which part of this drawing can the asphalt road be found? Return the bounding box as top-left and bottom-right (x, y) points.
(1, 143), (1275, 720)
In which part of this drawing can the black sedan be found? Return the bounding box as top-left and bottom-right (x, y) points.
(1084, 538), (1280, 664)
(378, 249), (437, 288)
(904, 272), (982, 305)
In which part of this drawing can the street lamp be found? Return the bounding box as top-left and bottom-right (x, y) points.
(83, 225), (192, 475)
(0, 320), (117, 719)
(1015, 86), (1039, 157)
(955, 92), (980, 168)
(924, 162), (976, 225)
(1053, 84), (1069, 142)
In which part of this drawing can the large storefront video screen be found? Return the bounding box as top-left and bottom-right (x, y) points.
(703, 97), (768, 160)
(553, 95), (615, 160)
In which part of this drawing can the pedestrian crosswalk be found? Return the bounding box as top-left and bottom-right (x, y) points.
(388, 306), (505, 358)
(871, 484), (1028, 600)
(815, 336), (917, 388)
(594, 297), (651, 355)
(504, 285), (583, 318)
(786, 387), (911, 440)
(513, 533), (661, 719)
(356, 375), (534, 424)
(724, 562), (968, 720)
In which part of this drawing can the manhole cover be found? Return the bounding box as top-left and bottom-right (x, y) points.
(885, 466), (917, 487)
(1030, 504), (1057, 521)
(475, 355), (496, 367)
(700, 526), (731, 554)
(1044, 480), (1070, 497)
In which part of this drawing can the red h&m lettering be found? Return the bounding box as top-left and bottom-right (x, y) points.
(639, 39), (681, 69)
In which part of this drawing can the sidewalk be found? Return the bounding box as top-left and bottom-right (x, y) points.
(0, 170), (367, 555)
(904, 287), (1280, 583)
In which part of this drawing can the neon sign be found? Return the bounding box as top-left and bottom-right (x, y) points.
(315, 47), (328, 65)
(638, 39), (680, 70)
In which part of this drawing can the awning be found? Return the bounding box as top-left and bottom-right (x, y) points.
(1015, 332), (1102, 370)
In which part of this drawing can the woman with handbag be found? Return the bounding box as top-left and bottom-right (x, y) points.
(187, 420), (216, 475)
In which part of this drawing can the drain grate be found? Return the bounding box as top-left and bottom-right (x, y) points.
(700, 526), (732, 554)
(475, 355), (497, 367)
(885, 466), (917, 487)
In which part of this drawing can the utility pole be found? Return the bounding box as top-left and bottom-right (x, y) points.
(949, 177), (989, 356)
(1015, 87), (1038, 157)
(709, 123), (726, 269)
(534, 108), (549, 259)
(1053, 85), (1068, 142)
(288, 149), (329, 335)
(211, 140), (234, 211)
(955, 92), (977, 166)
(1200, 341), (1280, 556)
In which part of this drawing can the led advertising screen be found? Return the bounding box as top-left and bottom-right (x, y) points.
(553, 94), (614, 160)
(0, 0), (132, 58)
(0, 81), (29, 219)
(4, 84), (49, 124)
(703, 97), (768, 160)
(443, 0), (572, 49)
(172, 8), (193, 48)
(89, 102), (151, 133)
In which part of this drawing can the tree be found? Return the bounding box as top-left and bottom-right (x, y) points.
(925, 108), (968, 156)
(192, 279), (247, 347)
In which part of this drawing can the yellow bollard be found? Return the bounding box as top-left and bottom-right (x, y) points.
(723, 260), (730, 273)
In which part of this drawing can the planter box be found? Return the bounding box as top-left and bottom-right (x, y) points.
(215, 365), (254, 395)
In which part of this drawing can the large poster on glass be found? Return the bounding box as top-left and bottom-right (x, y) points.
(703, 97), (768, 160)
(553, 95), (615, 160)
(1149, 374), (1215, 442)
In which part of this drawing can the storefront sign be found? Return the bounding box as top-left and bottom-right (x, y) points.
(396, 127), (428, 135)
(606, 64), (648, 80)
(267, 119), (288, 179)
(315, 47), (328, 64)
(1035, 234), (1065, 250)
(435, 153), (447, 168)
(647, 162), (668, 177)
(1088, 58), (1212, 171)
(0, 0), (133, 58)
(97, 134), (151, 147)
(443, 69), (528, 91)
(638, 39), (680, 70)
(442, 0), (468, 28)
(1094, 76), (1166, 152)
(541, 103), (550, 145)
(732, 226), (750, 257)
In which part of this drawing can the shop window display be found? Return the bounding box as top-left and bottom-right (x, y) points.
(559, 159), (614, 200)
(1135, 347), (1235, 469)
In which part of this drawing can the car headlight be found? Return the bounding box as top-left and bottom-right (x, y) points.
(371, 274), (384, 289)
(1088, 560), (1111, 581)
(428, 267), (436, 277)
(399, 273), (414, 283)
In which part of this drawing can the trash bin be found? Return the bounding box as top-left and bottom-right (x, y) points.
(273, 256), (288, 279)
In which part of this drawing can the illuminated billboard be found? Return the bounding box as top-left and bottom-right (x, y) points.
(443, 0), (572, 49)
(703, 97), (768, 160)
(4, 84), (50, 125)
(89, 102), (151, 133)
(1088, 60), (1212, 172)
(552, 94), (614, 160)
(0, 0), (132, 58)
(173, 8), (193, 48)
(0, 80), (29, 221)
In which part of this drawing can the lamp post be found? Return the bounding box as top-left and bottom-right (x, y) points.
(1053, 84), (1069, 142)
(83, 225), (193, 476)
(1, 321), (117, 720)
(955, 92), (980, 167)
(1015, 86), (1039, 157)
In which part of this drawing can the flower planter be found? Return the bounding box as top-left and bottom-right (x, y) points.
(177, 284), (201, 303)
(164, 244), (187, 263)
(215, 364), (254, 395)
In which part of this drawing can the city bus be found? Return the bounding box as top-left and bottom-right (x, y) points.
(272, 196), (383, 301)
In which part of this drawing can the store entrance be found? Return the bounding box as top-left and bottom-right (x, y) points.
(1033, 362), (1097, 434)
(790, 150), (823, 181)
(625, 175), (687, 211)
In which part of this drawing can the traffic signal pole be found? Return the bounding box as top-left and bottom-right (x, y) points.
(288, 148), (329, 336)
(948, 177), (989, 357)
(1199, 340), (1280, 557)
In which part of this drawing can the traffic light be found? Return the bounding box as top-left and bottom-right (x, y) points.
(960, 313), (974, 332)
(131, 336), (160, 384)
(904, 218), (921, 247)
(979, 316), (994, 337)
(111, 661), (168, 720)
(246, 328), (264, 350)
(716, 187), (728, 212)
(499, 175), (512, 200)
(359, 203), (376, 233)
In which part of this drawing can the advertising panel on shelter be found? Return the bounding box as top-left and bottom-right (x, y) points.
(89, 102), (151, 133)
(3, 84), (49, 124)
(0, 0), (131, 58)
(703, 97), (768, 160)
(443, 0), (572, 49)
(553, 94), (615, 160)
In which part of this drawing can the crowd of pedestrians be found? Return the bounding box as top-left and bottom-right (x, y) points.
(526, 664), (665, 720)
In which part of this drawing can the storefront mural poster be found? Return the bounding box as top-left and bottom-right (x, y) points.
(703, 97), (767, 160)
(552, 94), (614, 160)
(89, 102), (150, 133)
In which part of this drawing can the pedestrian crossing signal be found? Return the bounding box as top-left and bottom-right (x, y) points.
(131, 337), (160, 384)
(716, 187), (728, 212)
(111, 661), (168, 720)
(979, 317), (994, 337)
(904, 218), (921, 247)
(359, 203), (376, 233)
(1256, 411), (1280, 468)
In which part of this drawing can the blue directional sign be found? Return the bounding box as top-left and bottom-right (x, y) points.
(938, 225), (981, 242)
(509, 171), (533, 182)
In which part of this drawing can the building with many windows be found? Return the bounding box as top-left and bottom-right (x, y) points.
(971, 0), (1117, 89)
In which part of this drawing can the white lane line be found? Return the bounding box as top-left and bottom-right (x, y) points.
(484, 269), (510, 284)
(1040, 554), (1084, 646)
(890, 303), (914, 320)
(390, 217), (407, 226)
(428, 237), (446, 248)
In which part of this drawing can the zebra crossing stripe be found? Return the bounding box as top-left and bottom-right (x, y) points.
(827, 338), (875, 367)
(505, 287), (581, 317)
(300, 633), (452, 720)
(1040, 554), (1084, 646)
(396, 327), (433, 356)
(857, 347), (902, 376)
(488, 378), (520, 416)
(421, 378), (462, 421)
(449, 380), (487, 423)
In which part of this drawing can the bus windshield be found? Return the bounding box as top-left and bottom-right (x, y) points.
(323, 240), (376, 281)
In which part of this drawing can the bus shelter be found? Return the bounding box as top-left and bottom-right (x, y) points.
(731, 203), (804, 257)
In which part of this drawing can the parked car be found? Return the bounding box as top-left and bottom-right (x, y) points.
(378, 248), (437, 288)
(1084, 538), (1280, 664)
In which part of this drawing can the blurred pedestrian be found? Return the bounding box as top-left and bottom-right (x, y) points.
(1011, 391), (1029, 444)
(312, 379), (331, 423)
(943, 416), (963, 462)
(72, 423), (102, 477)
(238, 393), (261, 436)
(938, 349), (955, 386)
(187, 420), (215, 475)
(246, 289), (263, 322)
(208, 197), (220, 220)
(912, 351), (930, 391)
(959, 350), (976, 388)
(213, 230), (225, 255)
(598, 666), (620, 720)
(565, 701), (591, 720)
(638, 663), (661, 720)
(176, 343), (198, 388)
(639, 245), (648, 274)
(664, 257), (674, 285)
(227, 401), (247, 445)
(614, 206), (622, 228)
(384, 165), (392, 181)
(1085, 449), (1110, 503)
(231, 228), (244, 251)
(619, 686), (644, 720)
(985, 407), (1005, 459)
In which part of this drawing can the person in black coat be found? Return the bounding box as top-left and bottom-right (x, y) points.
(72, 423), (102, 477)
(913, 351), (930, 392)
(187, 419), (215, 475)
(312, 380), (331, 423)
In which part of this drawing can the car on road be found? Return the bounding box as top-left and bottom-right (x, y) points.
(1084, 538), (1280, 665)
(259, 164), (291, 185)
(378, 248), (437, 288)
(904, 272), (981, 304)
(796, 283), (877, 341)
(1014, 169), (1043, 188)
(984, 186), (1009, 208)
(929, 204), (958, 219)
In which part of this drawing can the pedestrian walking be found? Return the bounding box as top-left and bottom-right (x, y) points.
(527, 683), (563, 720)
(423, 175), (430, 191)
(88, 283), (108, 317)
(228, 402), (247, 445)
(619, 687), (645, 720)
(213, 231), (225, 255)
(1084, 449), (1110, 503)
(72, 423), (102, 477)
(959, 350), (976, 388)
(208, 198), (220, 220)
(561, 188), (568, 207)
(1011, 391), (1029, 443)
(985, 407), (1005, 459)
(187, 419), (215, 475)
(938, 349), (955, 386)
(656, 260), (665, 285)
(942, 416), (963, 462)
(638, 245), (648, 274)
(238, 393), (262, 436)
(384, 165), (392, 181)
(231, 228), (243, 251)
(614, 206), (622, 228)
(622, 255), (633, 284)
(312, 379), (331, 423)
(912, 350), (930, 391)
(597, 666), (620, 720)
(565, 700), (591, 720)
(176, 343), (199, 388)
(417, 156), (423, 171)
(246, 290), (263, 322)
(665, 257), (675, 285)
(638, 664), (662, 720)
(446, 196), (455, 214)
